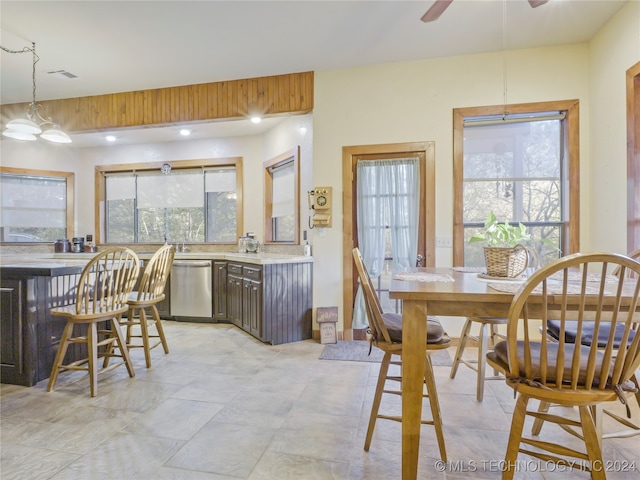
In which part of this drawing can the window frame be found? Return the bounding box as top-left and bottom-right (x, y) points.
(95, 157), (243, 245)
(453, 100), (580, 266)
(263, 146), (300, 245)
(0, 166), (74, 244)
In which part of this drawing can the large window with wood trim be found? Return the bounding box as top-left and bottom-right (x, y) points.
(264, 147), (299, 244)
(97, 158), (242, 244)
(453, 100), (580, 267)
(0, 167), (74, 243)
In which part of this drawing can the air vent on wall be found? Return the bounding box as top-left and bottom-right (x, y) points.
(47, 69), (77, 79)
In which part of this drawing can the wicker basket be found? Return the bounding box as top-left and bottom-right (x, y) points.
(483, 244), (528, 278)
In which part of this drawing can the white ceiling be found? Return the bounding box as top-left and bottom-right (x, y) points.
(0, 0), (628, 146)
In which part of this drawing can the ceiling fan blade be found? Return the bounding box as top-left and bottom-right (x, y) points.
(421, 0), (453, 23)
(528, 0), (549, 7)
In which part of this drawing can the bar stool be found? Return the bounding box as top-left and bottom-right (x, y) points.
(353, 248), (450, 461)
(47, 247), (140, 397)
(122, 244), (175, 368)
(449, 316), (506, 402)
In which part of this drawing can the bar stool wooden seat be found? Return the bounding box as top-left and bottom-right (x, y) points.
(47, 247), (140, 397)
(121, 244), (174, 368)
(352, 247), (450, 461)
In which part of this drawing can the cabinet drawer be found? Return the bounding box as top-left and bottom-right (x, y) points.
(242, 266), (262, 281)
(228, 263), (243, 275)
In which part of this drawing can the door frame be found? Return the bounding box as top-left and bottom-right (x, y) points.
(341, 141), (436, 340)
(627, 61), (640, 251)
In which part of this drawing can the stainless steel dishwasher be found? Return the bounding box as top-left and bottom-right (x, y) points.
(170, 260), (213, 321)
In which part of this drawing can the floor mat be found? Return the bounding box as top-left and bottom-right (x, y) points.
(319, 340), (452, 366)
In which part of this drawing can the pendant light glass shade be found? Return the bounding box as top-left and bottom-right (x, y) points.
(2, 129), (37, 141)
(6, 117), (42, 134)
(40, 128), (72, 143)
(1, 42), (72, 143)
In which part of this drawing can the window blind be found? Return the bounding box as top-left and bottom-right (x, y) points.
(271, 162), (294, 217)
(137, 171), (204, 209)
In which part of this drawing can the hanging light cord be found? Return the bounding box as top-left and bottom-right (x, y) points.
(1, 42), (71, 142)
(0, 42), (52, 124)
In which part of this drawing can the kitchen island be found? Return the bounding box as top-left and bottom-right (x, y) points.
(0, 259), (87, 386)
(0, 251), (313, 386)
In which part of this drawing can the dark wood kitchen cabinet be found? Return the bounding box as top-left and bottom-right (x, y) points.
(212, 261), (228, 321)
(156, 273), (171, 318)
(0, 279), (24, 384)
(227, 263), (262, 337)
(227, 263), (243, 328)
(242, 265), (262, 339)
(0, 268), (84, 386)
(225, 260), (312, 345)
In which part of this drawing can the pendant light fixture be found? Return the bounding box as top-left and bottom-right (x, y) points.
(1, 42), (72, 143)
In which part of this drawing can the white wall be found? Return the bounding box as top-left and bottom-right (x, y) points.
(588, 0), (640, 254)
(1, 141), (79, 175)
(0, 114), (313, 248)
(262, 113), (314, 249)
(312, 44), (591, 330)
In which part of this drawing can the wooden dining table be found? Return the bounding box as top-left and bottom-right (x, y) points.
(389, 267), (520, 479)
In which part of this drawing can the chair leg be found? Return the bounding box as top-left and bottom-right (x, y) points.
(138, 307), (152, 368)
(125, 306), (136, 347)
(47, 321), (74, 392)
(365, 352), (392, 451)
(87, 322), (98, 397)
(631, 373), (640, 410)
(531, 401), (550, 435)
(151, 305), (169, 354)
(476, 322), (489, 402)
(488, 324), (501, 376)
(450, 318), (472, 379)
(111, 316), (135, 378)
(503, 394), (529, 480)
(424, 354), (447, 462)
(579, 405), (606, 480)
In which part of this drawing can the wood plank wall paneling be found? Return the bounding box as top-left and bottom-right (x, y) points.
(263, 262), (312, 345)
(0, 71), (314, 133)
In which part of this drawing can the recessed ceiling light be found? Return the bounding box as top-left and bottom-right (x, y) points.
(105, 135), (116, 142)
(180, 129), (191, 136)
(251, 116), (262, 124)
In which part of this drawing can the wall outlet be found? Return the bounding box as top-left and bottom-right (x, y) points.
(436, 236), (453, 247)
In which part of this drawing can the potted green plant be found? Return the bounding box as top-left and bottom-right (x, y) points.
(469, 211), (531, 278)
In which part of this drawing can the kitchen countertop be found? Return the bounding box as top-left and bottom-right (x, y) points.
(1, 251), (313, 272)
(52, 251), (313, 265)
(0, 258), (88, 276)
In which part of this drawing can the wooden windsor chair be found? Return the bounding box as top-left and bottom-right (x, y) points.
(352, 247), (450, 460)
(121, 244), (175, 368)
(486, 252), (640, 479)
(534, 248), (640, 442)
(47, 247), (140, 397)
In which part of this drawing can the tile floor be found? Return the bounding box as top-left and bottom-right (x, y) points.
(1, 321), (638, 480)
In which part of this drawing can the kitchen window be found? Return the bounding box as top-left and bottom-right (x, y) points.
(99, 159), (242, 244)
(0, 167), (74, 243)
(453, 100), (580, 267)
(264, 147), (299, 244)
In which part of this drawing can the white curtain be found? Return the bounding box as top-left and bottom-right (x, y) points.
(353, 158), (420, 329)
